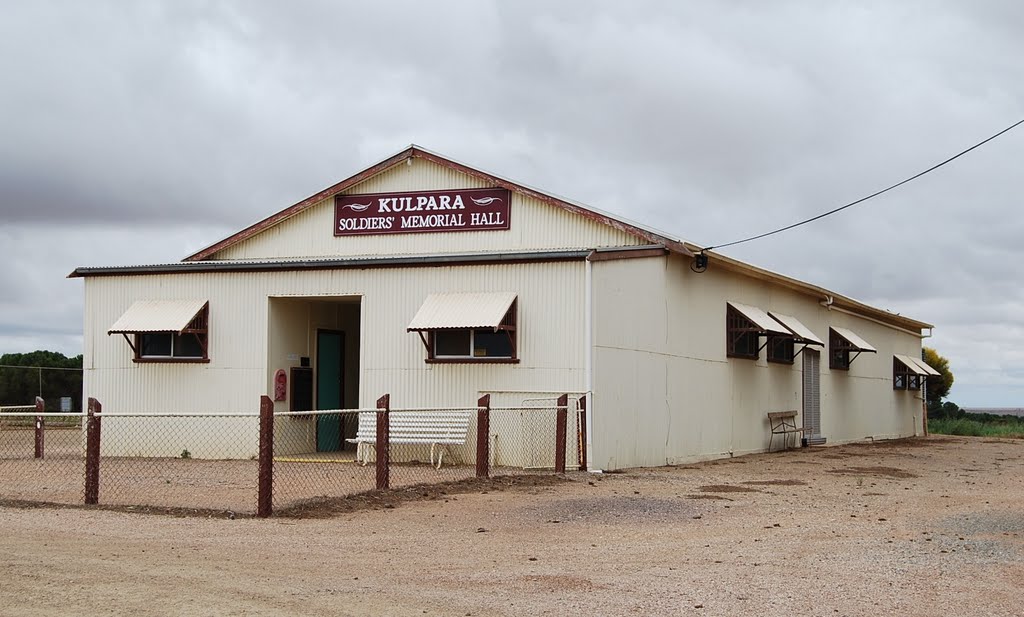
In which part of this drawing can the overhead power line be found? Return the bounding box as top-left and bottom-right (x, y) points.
(702, 118), (1024, 253)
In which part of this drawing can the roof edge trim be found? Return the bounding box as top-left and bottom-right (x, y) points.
(69, 250), (591, 279)
(692, 244), (933, 332)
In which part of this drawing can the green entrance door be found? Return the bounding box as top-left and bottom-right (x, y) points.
(316, 330), (345, 451)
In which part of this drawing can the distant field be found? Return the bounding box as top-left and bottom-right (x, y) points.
(962, 408), (1024, 418)
(930, 414), (1024, 439)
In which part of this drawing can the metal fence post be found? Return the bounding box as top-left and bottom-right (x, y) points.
(577, 395), (587, 472)
(34, 396), (44, 459)
(476, 394), (490, 478)
(376, 394), (390, 490)
(257, 395), (274, 518)
(85, 398), (101, 505)
(555, 394), (568, 474)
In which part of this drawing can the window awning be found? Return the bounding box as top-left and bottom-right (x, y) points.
(830, 326), (877, 353)
(407, 292), (517, 331)
(108, 299), (209, 334)
(768, 312), (824, 346)
(895, 354), (940, 376)
(727, 302), (790, 335)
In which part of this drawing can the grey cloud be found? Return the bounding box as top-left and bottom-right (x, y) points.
(1, 1), (1023, 405)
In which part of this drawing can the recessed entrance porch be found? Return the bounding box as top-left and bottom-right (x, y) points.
(267, 296), (361, 454)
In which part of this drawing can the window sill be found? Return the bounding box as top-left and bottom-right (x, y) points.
(767, 359), (795, 365)
(727, 353), (758, 361)
(426, 358), (520, 365)
(830, 365), (851, 371)
(134, 358), (211, 364)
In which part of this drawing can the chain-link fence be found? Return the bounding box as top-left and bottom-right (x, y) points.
(93, 408), (260, 515)
(269, 394), (586, 514)
(0, 392), (587, 517)
(0, 398), (85, 506)
(272, 408), (377, 512)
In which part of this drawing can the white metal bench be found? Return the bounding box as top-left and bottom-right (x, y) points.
(767, 410), (804, 452)
(346, 410), (472, 469)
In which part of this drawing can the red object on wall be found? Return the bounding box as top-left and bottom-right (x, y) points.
(274, 369), (287, 402)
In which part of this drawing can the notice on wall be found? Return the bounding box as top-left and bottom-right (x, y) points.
(335, 188), (511, 236)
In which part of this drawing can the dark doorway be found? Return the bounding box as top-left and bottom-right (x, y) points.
(316, 330), (345, 451)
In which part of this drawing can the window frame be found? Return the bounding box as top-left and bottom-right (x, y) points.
(893, 357), (911, 390)
(726, 305), (762, 360)
(829, 328), (852, 371)
(767, 335), (795, 364)
(420, 300), (518, 364)
(132, 304), (210, 364)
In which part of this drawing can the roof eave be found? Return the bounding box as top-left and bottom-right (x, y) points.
(692, 244), (933, 332)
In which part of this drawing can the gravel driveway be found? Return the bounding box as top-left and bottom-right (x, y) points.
(2, 435), (1022, 616)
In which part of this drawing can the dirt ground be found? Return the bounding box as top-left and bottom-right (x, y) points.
(2, 435), (1022, 616)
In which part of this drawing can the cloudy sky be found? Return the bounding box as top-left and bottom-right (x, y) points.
(1, 1), (1021, 406)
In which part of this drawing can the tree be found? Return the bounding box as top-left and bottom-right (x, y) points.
(922, 347), (954, 411)
(0, 350), (83, 411)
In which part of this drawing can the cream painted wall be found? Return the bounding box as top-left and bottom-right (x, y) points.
(210, 157), (644, 261)
(84, 260), (587, 458)
(590, 254), (926, 470)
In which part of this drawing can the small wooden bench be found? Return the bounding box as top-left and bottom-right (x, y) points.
(346, 410), (472, 469)
(767, 411), (804, 452)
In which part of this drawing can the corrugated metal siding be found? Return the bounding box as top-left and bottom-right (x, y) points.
(107, 299), (207, 333)
(832, 326), (876, 352)
(407, 291), (516, 330)
(769, 312), (824, 346)
(590, 254), (925, 470)
(83, 261), (587, 457)
(212, 158), (644, 260)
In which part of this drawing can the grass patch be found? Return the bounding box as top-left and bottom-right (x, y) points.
(929, 417), (1024, 439)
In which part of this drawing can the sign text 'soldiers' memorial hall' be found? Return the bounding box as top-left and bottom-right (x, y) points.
(335, 188), (510, 236)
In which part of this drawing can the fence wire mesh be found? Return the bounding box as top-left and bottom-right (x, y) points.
(272, 409), (373, 511)
(1, 393), (585, 517)
(93, 413), (260, 515)
(489, 402), (581, 474)
(0, 405), (85, 505)
(271, 397), (584, 513)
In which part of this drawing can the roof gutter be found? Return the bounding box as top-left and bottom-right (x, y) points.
(69, 250), (591, 279)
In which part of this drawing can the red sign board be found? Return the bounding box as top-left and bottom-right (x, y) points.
(335, 188), (510, 236)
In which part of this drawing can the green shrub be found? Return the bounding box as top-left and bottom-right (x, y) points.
(929, 417), (1024, 439)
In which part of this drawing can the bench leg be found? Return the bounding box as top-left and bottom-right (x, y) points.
(359, 442), (375, 466)
(769, 432), (776, 453)
(430, 444), (446, 470)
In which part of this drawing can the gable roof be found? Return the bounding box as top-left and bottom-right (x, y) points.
(185, 145), (694, 262)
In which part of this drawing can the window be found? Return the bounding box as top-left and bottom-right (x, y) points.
(893, 354), (934, 391)
(893, 357), (911, 390)
(433, 327), (514, 359)
(107, 299), (210, 364)
(407, 292), (518, 364)
(138, 331), (206, 360)
(727, 306), (760, 359)
(135, 305), (209, 362)
(767, 336), (795, 364)
(829, 327), (876, 370)
(830, 329), (851, 370)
